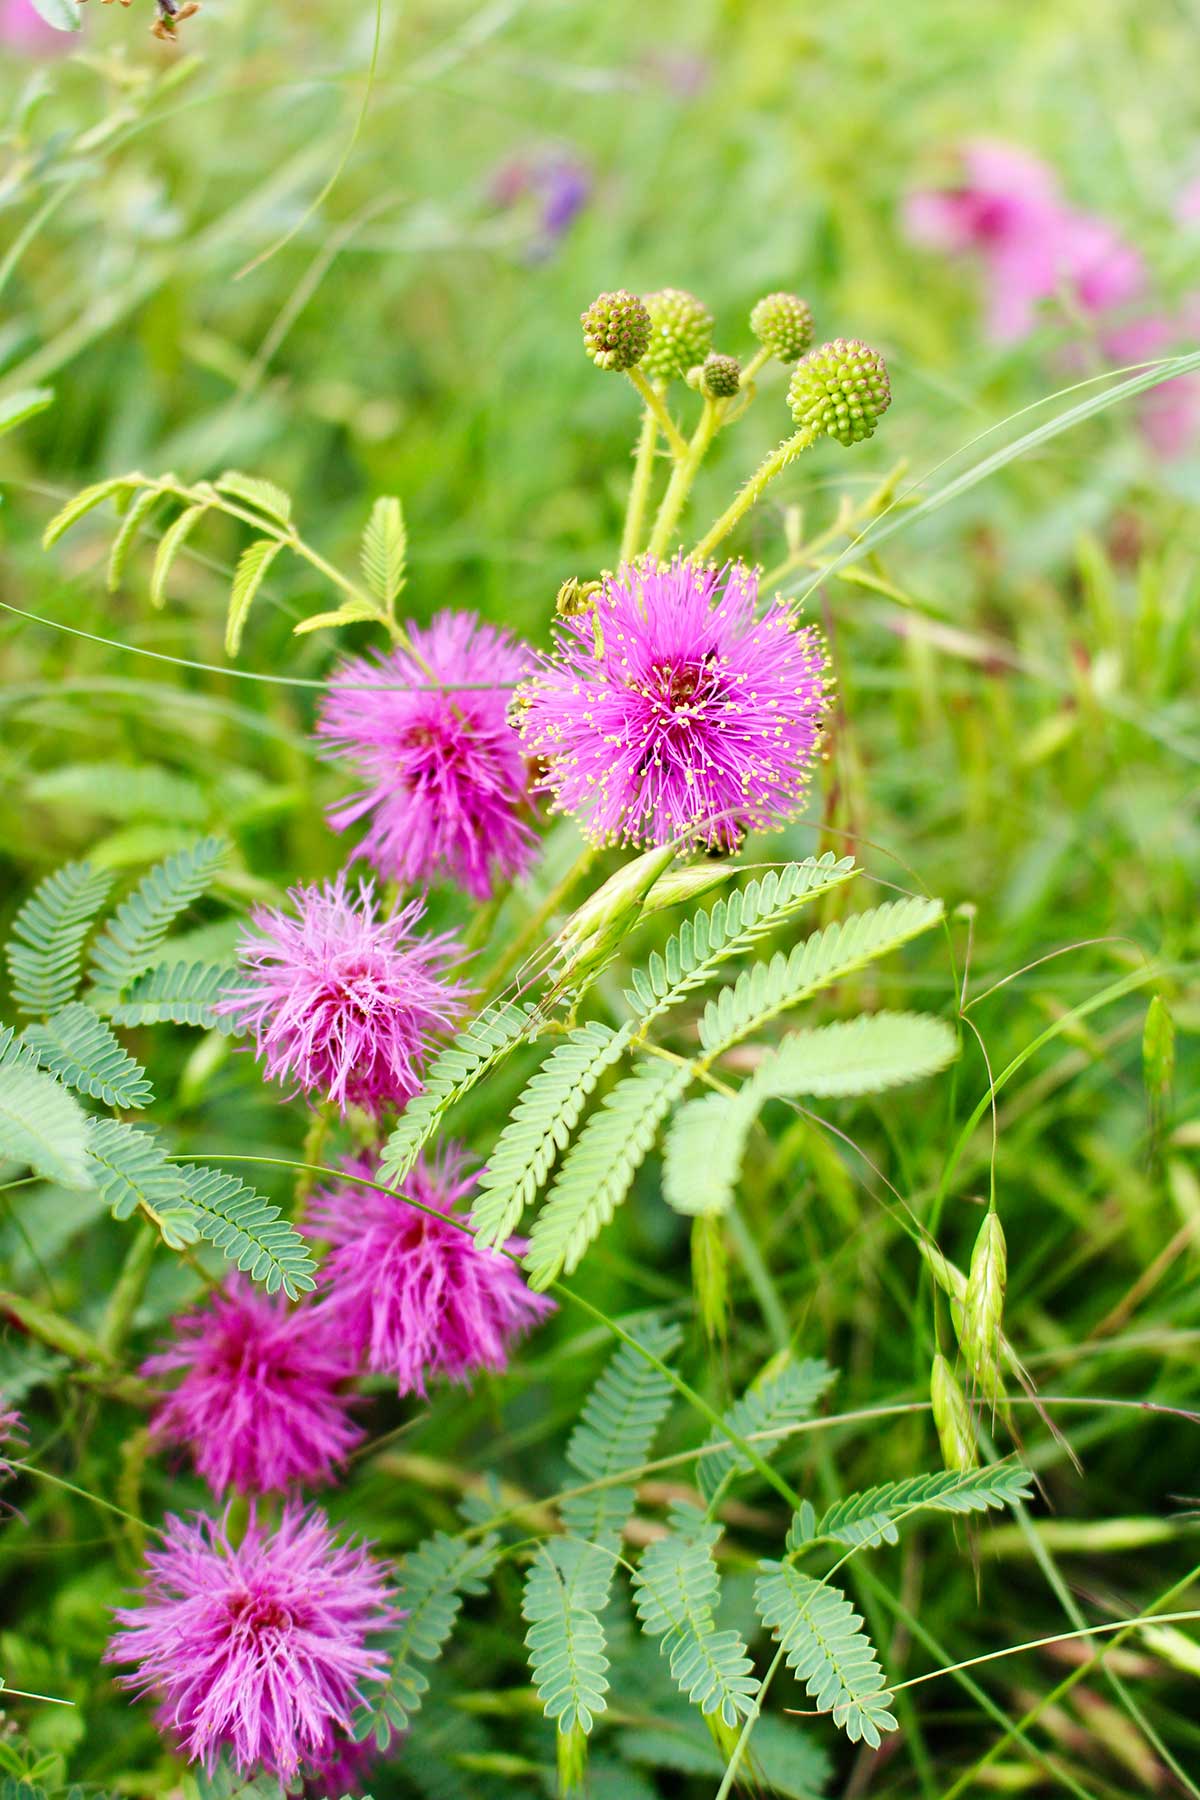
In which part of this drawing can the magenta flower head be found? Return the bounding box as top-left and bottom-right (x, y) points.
(106, 1505), (396, 1783)
(308, 1147), (555, 1398)
(317, 612), (536, 901)
(219, 875), (468, 1115)
(515, 558), (831, 851)
(142, 1278), (362, 1497)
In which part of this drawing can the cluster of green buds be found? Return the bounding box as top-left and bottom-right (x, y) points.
(577, 277), (894, 565)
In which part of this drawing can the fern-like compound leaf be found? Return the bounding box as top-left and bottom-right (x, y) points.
(559, 1315), (682, 1548)
(632, 1505), (759, 1726)
(0, 1063), (93, 1190)
(753, 1010), (958, 1100)
(661, 1087), (759, 1218)
(174, 1163), (316, 1297)
(524, 1059), (692, 1290)
(23, 1003), (153, 1109)
(42, 474), (134, 548)
(88, 837), (229, 1000)
(107, 485), (165, 592)
(699, 896), (944, 1060)
(699, 1354), (836, 1500)
(523, 1538), (612, 1735)
(225, 538), (284, 657)
(360, 495), (406, 606)
(625, 854), (856, 1026)
(793, 1461), (1033, 1553)
(86, 1118), (197, 1245)
(110, 961), (238, 1030)
(355, 1530), (502, 1750)
(6, 859), (113, 1016)
(214, 469), (293, 526)
(150, 502), (209, 608)
(380, 999), (540, 1185)
(471, 1022), (633, 1249)
(0, 1024), (42, 1073)
(755, 1563), (898, 1748)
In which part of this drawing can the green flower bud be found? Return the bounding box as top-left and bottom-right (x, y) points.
(699, 352), (741, 399)
(581, 289), (651, 371)
(750, 291), (815, 361)
(788, 339), (892, 446)
(641, 287), (714, 382)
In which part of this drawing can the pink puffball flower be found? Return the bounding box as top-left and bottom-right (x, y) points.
(142, 1278), (363, 1497)
(219, 875), (468, 1116)
(106, 1505), (397, 1783)
(515, 558), (831, 852)
(317, 612), (536, 902)
(307, 1147), (555, 1398)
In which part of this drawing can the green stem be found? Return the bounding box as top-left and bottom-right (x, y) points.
(726, 1203), (790, 1352)
(293, 1103), (333, 1217)
(98, 1223), (157, 1356)
(482, 846), (596, 999)
(691, 423), (818, 563)
(1, 1287), (118, 1370)
(646, 398), (722, 560)
(625, 368), (687, 459)
(619, 404), (660, 563)
(740, 346), (773, 385)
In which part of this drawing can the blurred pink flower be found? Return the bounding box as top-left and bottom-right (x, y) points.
(308, 1146), (555, 1398)
(0, 0), (71, 50)
(318, 612), (536, 902)
(1178, 177), (1200, 227)
(144, 1277), (362, 1497)
(906, 139), (1146, 342)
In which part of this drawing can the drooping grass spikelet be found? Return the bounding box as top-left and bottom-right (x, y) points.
(930, 1353), (979, 1473)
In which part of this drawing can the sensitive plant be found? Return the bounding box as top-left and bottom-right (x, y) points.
(0, 249), (1193, 1800)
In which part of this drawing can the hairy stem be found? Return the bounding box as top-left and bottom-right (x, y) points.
(646, 397), (722, 559)
(691, 423), (819, 563)
(619, 403), (660, 562)
(625, 367), (687, 459)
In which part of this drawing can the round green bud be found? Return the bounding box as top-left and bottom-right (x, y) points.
(641, 287), (714, 382)
(700, 352), (741, 399)
(581, 290), (651, 372)
(787, 339), (891, 446)
(750, 291), (815, 361)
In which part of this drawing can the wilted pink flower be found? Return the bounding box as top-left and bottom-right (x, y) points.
(106, 1505), (396, 1782)
(143, 1278), (362, 1497)
(516, 558), (830, 851)
(318, 613), (535, 901)
(308, 1147), (555, 1398)
(220, 876), (467, 1115)
(1, 0), (71, 50)
(906, 140), (1146, 341)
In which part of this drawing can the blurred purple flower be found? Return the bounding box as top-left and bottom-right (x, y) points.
(143, 1277), (362, 1497)
(318, 612), (536, 902)
(219, 875), (468, 1116)
(489, 147), (592, 257)
(308, 1146), (555, 1398)
(516, 558), (831, 852)
(106, 1505), (396, 1782)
